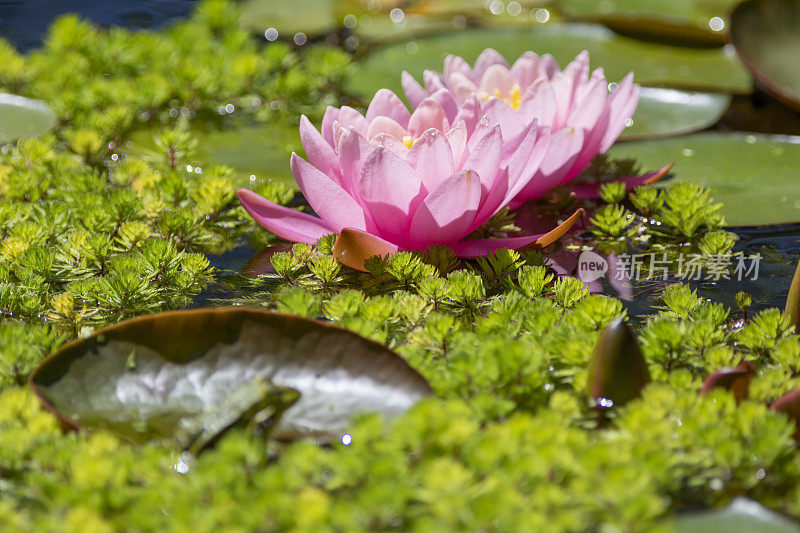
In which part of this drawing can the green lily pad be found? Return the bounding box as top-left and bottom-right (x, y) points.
(349, 23), (751, 100)
(622, 88), (731, 140)
(731, 0), (800, 112)
(30, 308), (432, 444)
(557, 0), (740, 46)
(239, 0), (339, 37)
(352, 12), (461, 45)
(0, 93), (57, 143)
(669, 497), (799, 532)
(194, 123), (298, 186)
(126, 121), (299, 188)
(608, 132), (800, 226)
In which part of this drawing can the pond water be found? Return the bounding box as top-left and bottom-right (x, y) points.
(3, 0), (799, 320)
(0, 0), (197, 51)
(194, 223), (800, 320)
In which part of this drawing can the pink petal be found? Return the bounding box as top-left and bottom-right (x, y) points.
(517, 78), (557, 128)
(466, 113), (499, 152)
(358, 147), (424, 244)
(505, 127), (551, 203)
(444, 54), (473, 83)
(402, 71), (428, 108)
(428, 88), (459, 123)
(513, 127), (584, 202)
(338, 128), (374, 197)
(406, 128), (455, 192)
(320, 106), (338, 147)
(564, 108), (610, 182)
(538, 54), (560, 79)
(366, 88), (411, 127)
(453, 94), (482, 134)
(550, 51), (590, 128)
(600, 73), (640, 152)
(510, 51), (542, 89)
(237, 188), (332, 244)
(299, 115), (340, 180)
(463, 124), (502, 194)
(423, 70), (446, 94)
(473, 48), (509, 80)
(446, 120), (468, 168)
(470, 166), (510, 232)
(366, 116), (409, 142)
(290, 153), (368, 233)
(409, 170), (482, 247)
(370, 133), (409, 158)
(482, 97), (527, 147)
(564, 50), (591, 88)
(447, 71), (479, 105)
(478, 64), (516, 95)
(337, 106), (369, 137)
(504, 122), (547, 196)
(567, 68), (608, 130)
(570, 163), (673, 199)
(407, 98), (450, 138)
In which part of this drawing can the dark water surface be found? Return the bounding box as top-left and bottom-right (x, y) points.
(196, 224), (800, 320)
(622, 224), (800, 319)
(0, 0), (197, 51)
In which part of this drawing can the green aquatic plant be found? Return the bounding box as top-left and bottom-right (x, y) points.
(0, 0), (797, 530)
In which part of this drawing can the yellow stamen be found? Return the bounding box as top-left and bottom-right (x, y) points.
(507, 84), (523, 111)
(402, 135), (414, 149)
(479, 84), (524, 111)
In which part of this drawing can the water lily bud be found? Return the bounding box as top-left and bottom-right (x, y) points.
(586, 318), (650, 408)
(770, 388), (800, 441)
(700, 362), (755, 402)
(784, 259), (800, 333)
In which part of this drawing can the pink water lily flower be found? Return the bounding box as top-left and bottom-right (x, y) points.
(402, 49), (668, 206)
(238, 89), (580, 266)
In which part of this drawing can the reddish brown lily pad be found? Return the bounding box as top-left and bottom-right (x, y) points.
(30, 308), (432, 445)
(731, 0), (800, 112)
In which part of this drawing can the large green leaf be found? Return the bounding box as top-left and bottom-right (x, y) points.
(30, 308), (432, 445)
(608, 132), (800, 226)
(126, 121), (299, 188)
(557, 0), (740, 45)
(623, 88), (731, 140)
(349, 23), (751, 99)
(731, 0), (800, 111)
(669, 497), (799, 532)
(239, 0), (339, 37)
(0, 93), (57, 143)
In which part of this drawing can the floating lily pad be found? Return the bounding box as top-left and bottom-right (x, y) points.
(126, 121), (299, 188)
(239, 0), (339, 37)
(30, 308), (432, 444)
(349, 23), (751, 99)
(352, 13), (460, 45)
(194, 124), (299, 186)
(669, 497), (799, 532)
(622, 88), (731, 140)
(731, 0), (800, 112)
(558, 0), (739, 45)
(0, 93), (57, 143)
(607, 132), (800, 226)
